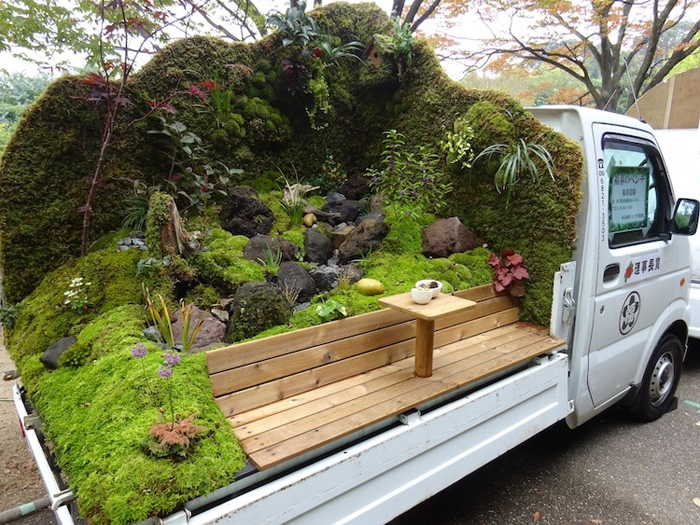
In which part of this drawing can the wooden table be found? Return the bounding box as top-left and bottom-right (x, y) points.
(379, 292), (477, 377)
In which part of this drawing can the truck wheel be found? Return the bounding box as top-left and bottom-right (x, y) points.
(634, 334), (683, 421)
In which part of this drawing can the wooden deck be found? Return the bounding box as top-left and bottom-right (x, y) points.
(230, 322), (562, 470)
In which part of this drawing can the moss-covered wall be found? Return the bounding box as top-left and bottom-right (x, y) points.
(0, 2), (582, 324)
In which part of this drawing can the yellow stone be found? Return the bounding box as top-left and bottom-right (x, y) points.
(356, 278), (385, 296)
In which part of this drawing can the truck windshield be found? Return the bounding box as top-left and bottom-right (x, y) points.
(604, 137), (670, 248)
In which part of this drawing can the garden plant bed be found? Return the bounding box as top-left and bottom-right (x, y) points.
(208, 284), (564, 470)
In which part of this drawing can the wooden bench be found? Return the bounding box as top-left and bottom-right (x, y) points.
(206, 284), (565, 471)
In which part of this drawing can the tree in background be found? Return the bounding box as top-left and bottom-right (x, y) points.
(0, 72), (50, 155)
(1, 0), (267, 73)
(464, 0), (700, 112)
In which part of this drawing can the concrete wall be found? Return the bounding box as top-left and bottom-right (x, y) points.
(626, 68), (700, 129)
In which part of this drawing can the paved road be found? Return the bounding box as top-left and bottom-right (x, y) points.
(399, 344), (700, 525)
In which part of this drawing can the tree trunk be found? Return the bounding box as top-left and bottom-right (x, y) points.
(159, 196), (193, 257)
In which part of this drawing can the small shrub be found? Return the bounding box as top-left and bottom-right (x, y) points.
(487, 250), (530, 297)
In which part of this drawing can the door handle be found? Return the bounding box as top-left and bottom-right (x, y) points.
(604, 263), (620, 281)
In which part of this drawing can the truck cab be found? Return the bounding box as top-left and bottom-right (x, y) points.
(531, 106), (699, 426)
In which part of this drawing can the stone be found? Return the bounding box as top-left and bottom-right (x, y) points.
(40, 336), (77, 369)
(302, 213), (317, 227)
(277, 262), (318, 303)
(338, 219), (390, 263)
(340, 264), (364, 284)
(338, 172), (371, 201)
(243, 234), (298, 264)
(226, 282), (293, 343)
(332, 224), (354, 249)
(355, 278), (385, 296)
(220, 186), (275, 237)
(170, 306), (227, 351)
(210, 307), (229, 323)
(325, 191), (346, 203)
(421, 217), (477, 258)
(304, 229), (334, 264)
(309, 266), (339, 292)
(143, 325), (162, 343)
(321, 199), (364, 225)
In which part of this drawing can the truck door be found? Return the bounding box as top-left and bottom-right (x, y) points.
(588, 125), (678, 407)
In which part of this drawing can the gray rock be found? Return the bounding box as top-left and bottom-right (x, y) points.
(325, 191), (347, 203)
(40, 336), (77, 369)
(422, 217), (476, 258)
(321, 200), (364, 225)
(277, 262), (317, 303)
(309, 266), (339, 292)
(304, 229), (334, 264)
(143, 325), (162, 343)
(210, 307), (229, 323)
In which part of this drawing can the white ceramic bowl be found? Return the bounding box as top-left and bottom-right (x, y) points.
(411, 288), (433, 304)
(416, 280), (442, 298)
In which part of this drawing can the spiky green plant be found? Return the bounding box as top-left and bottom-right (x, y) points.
(474, 138), (555, 206)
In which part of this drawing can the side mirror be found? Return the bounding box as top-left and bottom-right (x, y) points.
(670, 198), (700, 236)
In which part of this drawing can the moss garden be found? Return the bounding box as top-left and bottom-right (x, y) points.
(0, 3), (583, 523)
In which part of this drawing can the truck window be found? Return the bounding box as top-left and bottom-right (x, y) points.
(604, 136), (671, 248)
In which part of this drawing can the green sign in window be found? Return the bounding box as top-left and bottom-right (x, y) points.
(609, 166), (650, 233)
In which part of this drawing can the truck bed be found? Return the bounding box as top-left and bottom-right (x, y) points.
(232, 322), (563, 470)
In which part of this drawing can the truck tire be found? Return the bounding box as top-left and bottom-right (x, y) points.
(633, 334), (683, 421)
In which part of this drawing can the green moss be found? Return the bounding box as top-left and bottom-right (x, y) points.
(34, 351), (245, 524)
(382, 206), (435, 254)
(6, 249), (146, 370)
(145, 192), (172, 258)
(184, 284), (222, 308)
(59, 304), (147, 367)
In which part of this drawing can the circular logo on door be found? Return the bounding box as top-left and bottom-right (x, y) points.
(619, 292), (641, 335)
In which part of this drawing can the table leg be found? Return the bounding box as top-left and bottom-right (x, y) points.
(414, 318), (435, 377)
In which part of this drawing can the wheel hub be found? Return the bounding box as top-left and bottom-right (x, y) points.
(649, 352), (675, 407)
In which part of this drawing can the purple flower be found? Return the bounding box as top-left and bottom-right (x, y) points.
(163, 352), (181, 368)
(158, 368), (173, 378)
(131, 343), (147, 358)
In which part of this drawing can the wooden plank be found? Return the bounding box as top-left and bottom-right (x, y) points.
(231, 324), (528, 433)
(237, 328), (549, 455)
(435, 294), (517, 330)
(245, 334), (562, 469)
(215, 307), (519, 409)
(414, 318), (435, 377)
(210, 321), (416, 397)
(207, 307), (412, 373)
(207, 285), (511, 374)
(215, 339), (416, 417)
(379, 293), (477, 321)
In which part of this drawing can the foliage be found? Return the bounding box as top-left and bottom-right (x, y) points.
(316, 298), (348, 320)
(310, 154), (346, 193)
(487, 250), (530, 297)
(374, 16), (415, 75)
(473, 138), (555, 206)
(144, 287), (204, 352)
(147, 114), (237, 212)
(136, 256), (170, 277)
(441, 116), (475, 171)
(367, 130), (452, 217)
(62, 276), (92, 313)
(147, 415), (206, 459)
(468, 0), (700, 111)
(0, 302), (21, 329)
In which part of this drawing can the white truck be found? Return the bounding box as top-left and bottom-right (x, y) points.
(655, 126), (700, 339)
(12, 106), (700, 524)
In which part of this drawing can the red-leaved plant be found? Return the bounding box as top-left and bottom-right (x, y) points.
(487, 250), (530, 297)
(147, 415), (205, 459)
